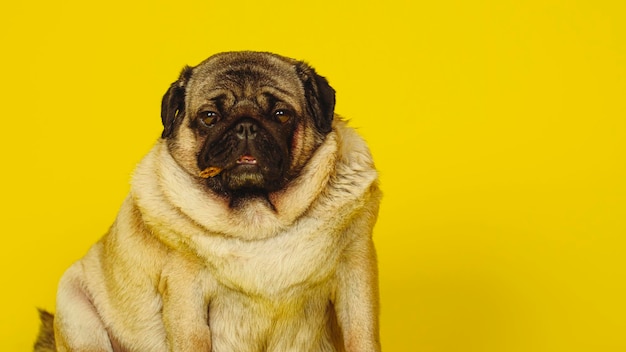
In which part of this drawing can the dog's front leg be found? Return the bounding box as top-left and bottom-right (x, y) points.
(334, 235), (381, 352)
(160, 256), (212, 352)
(54, 261), (114, 352)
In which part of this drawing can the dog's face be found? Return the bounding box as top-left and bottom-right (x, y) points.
(161, 52), (335, 201)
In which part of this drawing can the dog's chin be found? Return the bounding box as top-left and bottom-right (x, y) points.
(223, 165), (267, 190)
(204, 164), (284, 196)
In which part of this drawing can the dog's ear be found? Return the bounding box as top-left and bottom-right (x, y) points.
(296, 62), (336, 134)
(161, 66), (193, 138)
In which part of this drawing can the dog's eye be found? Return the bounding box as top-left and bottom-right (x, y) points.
(274, 110), (291, 123)
(199, 111), (219, 127)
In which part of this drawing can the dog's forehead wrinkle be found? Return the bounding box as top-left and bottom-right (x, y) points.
(195, 60), (299, 89)
(202, 89), (233, 102)
(189, 59), (303, 110)
(191, 83), (301, 116)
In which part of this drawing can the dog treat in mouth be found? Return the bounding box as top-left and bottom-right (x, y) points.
(199, 166), (223, 178)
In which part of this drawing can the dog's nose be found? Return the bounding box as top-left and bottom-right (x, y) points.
(235, 121), (257, 140)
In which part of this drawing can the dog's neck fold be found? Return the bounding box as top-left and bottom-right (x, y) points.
(130, 119), (378, 242)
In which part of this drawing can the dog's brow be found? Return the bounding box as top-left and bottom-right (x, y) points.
(205, 89), (232, 101)
(261, 86), (292, 98)
(202, 89), (237, 111)
(258, 87), (298, 107)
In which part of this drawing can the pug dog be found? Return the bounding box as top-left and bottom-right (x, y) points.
(35, 51), (381, 352)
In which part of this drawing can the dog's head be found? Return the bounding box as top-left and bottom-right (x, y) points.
(161, 52), (335, 200)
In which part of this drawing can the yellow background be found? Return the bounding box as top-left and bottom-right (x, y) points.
(1, 0), (625, 350)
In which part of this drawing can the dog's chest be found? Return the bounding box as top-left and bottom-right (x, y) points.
(208, 283), (338, 352)
(193, 218), (345, 296)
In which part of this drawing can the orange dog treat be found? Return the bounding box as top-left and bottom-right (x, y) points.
(199, 166), (222, 178)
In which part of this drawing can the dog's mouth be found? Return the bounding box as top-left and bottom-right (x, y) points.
(232, 154), (261, 173)
(236, 154), (257, 165)
(199, 154), (258, 179)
